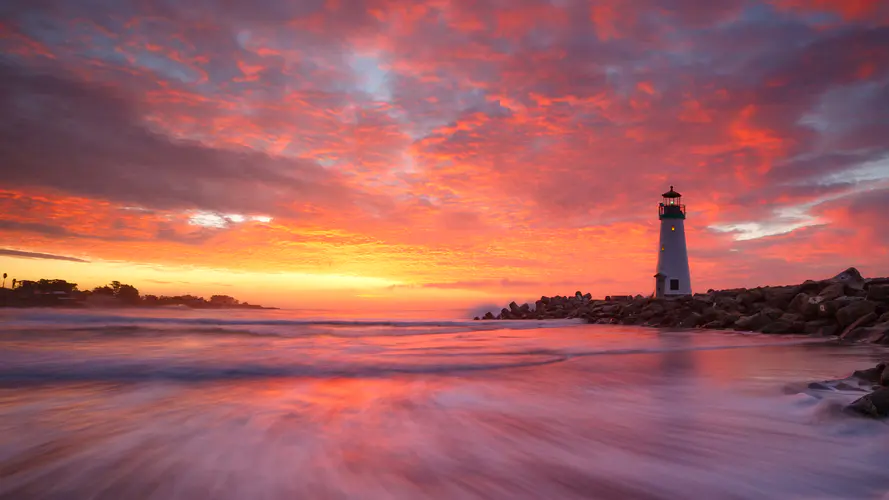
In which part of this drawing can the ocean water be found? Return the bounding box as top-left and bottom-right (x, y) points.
(1, 308), (888, 499)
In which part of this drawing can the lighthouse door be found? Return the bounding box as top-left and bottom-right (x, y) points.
(655, 275), (666, 299)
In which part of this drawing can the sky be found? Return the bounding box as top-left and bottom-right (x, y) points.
(0, 0), (887, 313)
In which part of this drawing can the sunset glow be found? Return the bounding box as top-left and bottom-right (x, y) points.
(1, 0), (888, 311)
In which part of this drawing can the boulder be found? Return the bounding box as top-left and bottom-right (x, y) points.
(880, 312), (889, 323)
(840, 312), (878, 339)
(679, 312), (703, 328)
(818, 282), (846, 301)
(852, 362), (886, 383)
(799, 280), (824, 294)
(831, 267), (866, 290)
(763, 286), (799, 309)
(867, 284), (889, 302)
(501, 307), (511, 319)
(734, 312), (772, 332)
(761, 321), (795, 334)
(883, 365), (889, 387)
(714, 296), (739, 312)
(779, 313), (802, 323)
(804, 319), (838, 336)
(845, 387), (889, 418)
(483, 312), (495, 320)
(836, 300), (878, 328)
(845, 322), (889, 344)
(761, 307), (784, 321)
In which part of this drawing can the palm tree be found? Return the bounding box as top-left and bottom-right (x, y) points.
(11, 278), (16, 289)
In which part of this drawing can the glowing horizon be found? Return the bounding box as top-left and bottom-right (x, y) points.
(1, 0), (888, 312)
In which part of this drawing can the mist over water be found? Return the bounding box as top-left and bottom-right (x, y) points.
(2, 308), (889, 499)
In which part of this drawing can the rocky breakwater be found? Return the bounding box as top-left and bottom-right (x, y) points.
(478, 268), (889, 343)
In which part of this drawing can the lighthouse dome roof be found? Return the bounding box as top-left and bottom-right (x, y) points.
(662, 186), (682, 198)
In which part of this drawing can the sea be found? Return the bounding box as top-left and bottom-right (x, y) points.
(1, 307), (888, 499)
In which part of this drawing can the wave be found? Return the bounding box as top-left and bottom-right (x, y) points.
(0, 309), (585, 338)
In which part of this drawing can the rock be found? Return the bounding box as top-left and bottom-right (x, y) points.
(473, 316), (479, 321)
(509, 301), (520, 314)
(831, 267), (866, 291)
(714, 296), (739, 312)
(845, 387), (889, 418)
(836, 301), (878, 328)
(867, 284), (889, 301)
(761, 321), (795, 334)
(846, 322), (889, 343)
(840, 312), (878, 339)
(818, 282), (846, 301)
(799, 280), (824, 294)
(789, 293), (822, 319)
(852, 362), (886, 383)
(804, 319), (838, 336)
(679, 312), (702, 328)
(779, 313), (802, 323)
(818, 300), (841, 318)
(763, 286), (799, 309)
(734, 312), (772, 332)
(501, 307), (511, 319)
(882, 366), (889, 387)
(761, 307), (784, 321)
(483, 312), (495, 320)
(880, 312), (889, 323)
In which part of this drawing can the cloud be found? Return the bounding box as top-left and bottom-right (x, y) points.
(0, 0), (887, 303)
(0, 248), (89, 263)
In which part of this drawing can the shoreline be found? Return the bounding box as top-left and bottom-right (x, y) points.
(478, 267), (889, 345)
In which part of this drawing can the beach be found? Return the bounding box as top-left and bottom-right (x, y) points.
(2, 308), (889, 499)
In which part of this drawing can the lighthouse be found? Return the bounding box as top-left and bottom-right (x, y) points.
(654, 186), (692, 298)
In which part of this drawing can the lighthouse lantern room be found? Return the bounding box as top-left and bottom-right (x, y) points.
(655, 186), (692, 298)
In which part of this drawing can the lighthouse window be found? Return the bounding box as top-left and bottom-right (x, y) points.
(671, 226), (675, 231)
(670, 279), (679, 291)
(661, 246), (664, 251)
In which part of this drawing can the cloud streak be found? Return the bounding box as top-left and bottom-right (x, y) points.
(0, 248), (89, 263)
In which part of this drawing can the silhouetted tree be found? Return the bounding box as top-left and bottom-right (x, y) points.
(116, 284), (140, 304)
(2, 273), (6, 288)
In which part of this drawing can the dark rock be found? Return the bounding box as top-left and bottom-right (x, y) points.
(679, 312), (702, 328)
(483, 312), (495, 320)
(509, 301), (520, 314)
(473, 316), (479, 321)
(882, 365), (889, 387)
(831, 267), (866, 291)
(501, 308), (511, 319)
(734, 312), (772, 332)
(779, 312), (802, 323)
(836, 301), (878, 328)
(799, 280), (824, 294)
(818, 300), (840, 319)
(764, 286), (799, 309)
(845, 387), (889, 418)
(852, 363), (886, 383)
(714, 296), (739, 312)
(807, 382), (832, 390)
(818, 282), (846, 301)
(845, 322), (889, 343)
(880, 312), (889, 323)
(761, 321), (795, 334)
(761, 307), (784, 321)
(804, 319), (837, 335)
(867, 284), (889, 301)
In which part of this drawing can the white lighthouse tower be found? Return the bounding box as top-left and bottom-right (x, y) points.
(654, 186), (692, 298)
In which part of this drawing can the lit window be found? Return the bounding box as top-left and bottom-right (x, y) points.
(671, 226), (675, 231)
(661, 246), (665, 251)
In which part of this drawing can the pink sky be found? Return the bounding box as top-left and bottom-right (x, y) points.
(0, 0), (887, 312)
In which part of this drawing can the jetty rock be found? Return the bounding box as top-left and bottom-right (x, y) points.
(479, 267), (889, 343)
